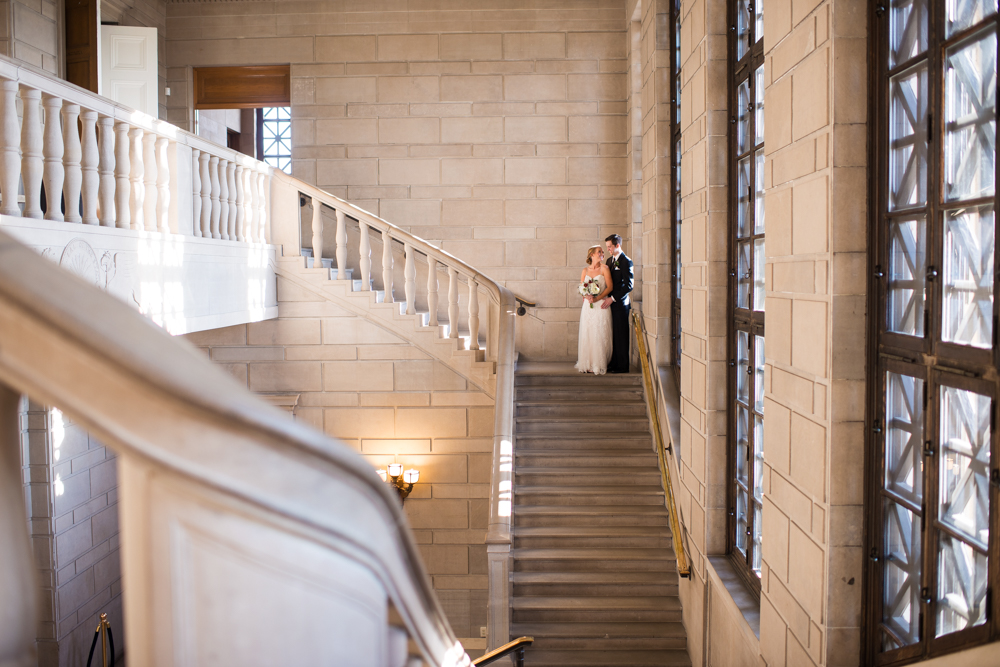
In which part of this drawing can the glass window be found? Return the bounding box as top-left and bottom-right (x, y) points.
(257, 107), (292, 174)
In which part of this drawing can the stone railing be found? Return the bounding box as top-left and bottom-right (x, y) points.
(0, 54), (271, 241)
(0, 226), (473, 667)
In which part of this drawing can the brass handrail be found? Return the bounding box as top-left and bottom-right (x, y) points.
(632, 311), (691, 579)
(472, 636), (534, 666)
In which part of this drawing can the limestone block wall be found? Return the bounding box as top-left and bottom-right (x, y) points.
(20, 399), (124, 666)
(165, 0), (631, 360)
(0, 0), (61, 75)
(182, 274), (496, 655)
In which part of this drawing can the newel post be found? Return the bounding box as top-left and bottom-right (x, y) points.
(0, 80), (21, 217)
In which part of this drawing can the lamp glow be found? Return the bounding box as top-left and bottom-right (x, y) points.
(387, 462), (404, 477)
(403, 469), (419, 484)
(380, 462), (419, 502)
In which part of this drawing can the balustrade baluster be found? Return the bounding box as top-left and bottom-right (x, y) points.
(382, 229), (393, 303)
(80, 110), (99, 225)
(62, 104), (82, 223)
(226, 161), (237, 240)
(336, 209), (347, 280)
(199, 152), (211, 237)
(209, 156), (220, 239)
(156, 137), (169, 233)
(468, 278), (480, 351)
(128, 127), (144, 231)
(20, 88), (43, 219)
(244, 167), (254, 240)
(141, 132), (157, 231)
(257, 172), (267, 242)
(404, 243), (416, 315)
(0, 81), (20, 217)
(248, 167), (258, 242)
(427, 258), (439, 326)
(358, 221), (371, 289)
(113, 122), (130, 229)
(41, 96), (64, 222)
(191, 149), (201, 237)
(217, 158), (229, 240)
(311, 199), (323, 267)
(448, 268), (459, 339)
(234, 164), (244, 242)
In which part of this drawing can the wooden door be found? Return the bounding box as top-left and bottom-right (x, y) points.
(100, 26), (159, 116)
(65, 0), (99, 93)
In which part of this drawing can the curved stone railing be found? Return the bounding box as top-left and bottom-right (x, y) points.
(0, 54), (270, 241)
(0, 226), (473, 666)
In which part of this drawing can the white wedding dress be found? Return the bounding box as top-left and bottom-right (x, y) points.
(575, 274), (613, 375)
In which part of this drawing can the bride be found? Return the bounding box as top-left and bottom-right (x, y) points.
(575, 245), (614, 374)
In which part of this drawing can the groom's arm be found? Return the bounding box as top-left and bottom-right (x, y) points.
(611, 258), (634, 302)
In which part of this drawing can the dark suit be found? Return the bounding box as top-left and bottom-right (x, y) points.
(605, 251), (633, 373)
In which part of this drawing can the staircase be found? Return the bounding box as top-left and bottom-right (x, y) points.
(511, 368), (691, 667)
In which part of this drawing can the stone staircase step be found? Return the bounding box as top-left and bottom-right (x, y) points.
(515, 452), (659, 468)
(515, 387), (645, 402)
(514, 417), (650, 434)
(516, 469), (661, 486)
(511, 622), (681, 639)
(513, 596), (680, 611)
(514, 435), (653, 451)
(523, 648), (692, 667)
(528, 636), (689, 650)
(514, 488), (664, 508)
(515, 373), (642, 387)
(513, 506), (669, 528)
(515, 402), (648, 418)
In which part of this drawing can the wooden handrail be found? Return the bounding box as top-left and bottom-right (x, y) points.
(472, 636), (534, 666)
(0, 228), (472, 666)
(632, 311), (691, 579)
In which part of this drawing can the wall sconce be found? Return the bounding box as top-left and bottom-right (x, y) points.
(377, 463), (420, 502)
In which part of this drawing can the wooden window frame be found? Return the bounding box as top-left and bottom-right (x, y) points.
(193, 66), (291, 110)
(727, 0), (766, 595)
(672, 0), (683, 370)
(864, 1), (1000, 664)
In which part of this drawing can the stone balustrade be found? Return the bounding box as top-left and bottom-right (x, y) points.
(0, 56), (270, 243)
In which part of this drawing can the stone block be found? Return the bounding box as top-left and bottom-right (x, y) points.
(503, 33), (565, 60)
(759, 596), (788, 667)
(789, 412), (826, 501)
(787, 524), (825, 619)
(323, 361), (393, 391)
(418, 544), (469, 574)
(396, 408), (467, 438)
(379, 159), (442, 185)
(440, 33), (502, 60)
(411, 62), (472, 75)
(315, 77), (377, 104)
(441, 75), (503, 102)
(378, 34), (439, 61)
(57, 568), (95, 621)
(504, 157), (566, 185)
(764, 399), (792, 475)
(791, 48), (829, 140)
(441, 158), (504, 185)
(505, 198), (567, 226)
(503, 241), (567, 268)
(183, 324), (246, 346)
(360, 439), (431, 455)
(380, 199), (442, 226)
(378, 117), (440, 144)
(567, 31), (627, 59)
(91, 506), (118, 545)
(248, 362), (322, 392)
(89, 459), (116, 497)
(323, 319), (405, 346)
(404, 498), (468, 529)
(568, 115), (627, 143)
(568, 73), (626, 100)
(567, 157), (626, 184)
(324, 408), (396, 439)
(441, 117), (503, 143)
(360, 393), (431, 407)
(504, 116), (567, 143)
(440, 240), (504, 267)
(315, 35), (377, 62)
(791, 299), (827, 377)
(247, 319), (322, 345)
(468, 408), (494, 437)
(378, 76), (440, 103)
(56, 520), (92, 567)
(315, 118), (378, 145)
(504, 74), (566, 101)
(442, 199), (503, 227)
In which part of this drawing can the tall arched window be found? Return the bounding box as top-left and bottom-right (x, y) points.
(866, 0), (998, 661)
(728, 0), (765, 588)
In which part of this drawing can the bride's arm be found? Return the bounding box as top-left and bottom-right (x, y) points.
(580, 269), (592, 303)
(595, 265), (614, 300)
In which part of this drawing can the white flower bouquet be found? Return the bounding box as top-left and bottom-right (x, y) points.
(578, 277), (602, 308)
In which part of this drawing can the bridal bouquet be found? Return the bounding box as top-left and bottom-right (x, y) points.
(578, 277), (602, 308)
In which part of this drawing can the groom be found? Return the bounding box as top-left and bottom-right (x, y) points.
(601, 234), (633, 374)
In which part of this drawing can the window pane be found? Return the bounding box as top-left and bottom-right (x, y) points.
(942, 205), (995, 347)
(754, 0), (763, 45)
(938, 386), (991, 547)
(737, 80), (751, 154)
(754, 149), (765, 233)
(751, 501), (762, 574)
(752, 414), (763, 503)
(737, 330), (750, 404)
(887, 215), (928, 336)
(755, 65), (765, 145)
(947, 0), (998, 37)
(885, 371), (925, 504)
(944, 29), (996, 202)
(738, 241), (752, 308)
(737, 406), (749, 488)
(738, 157), (752, 236)
(936, 534), (989, 636)
(737, 0), (750, 59)
(736, 488), (749, 555)
(754, 335), (765, 412)
(890, 0), (929, 66)
(889, 65), (930, 210)
(753, 239), (765, 311)
(883, 498), (922, 647)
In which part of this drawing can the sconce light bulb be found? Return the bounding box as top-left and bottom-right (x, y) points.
(376, 469), (387, 482)
(403, 469), (419, 484)
(387, 463), (404, 477)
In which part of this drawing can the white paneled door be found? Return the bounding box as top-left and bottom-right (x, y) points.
(99, 26), (158, 117)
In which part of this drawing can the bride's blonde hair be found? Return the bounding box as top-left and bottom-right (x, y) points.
(585, 245), (604, 266)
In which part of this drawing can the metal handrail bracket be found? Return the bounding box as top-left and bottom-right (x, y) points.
(472, 636), (534, 666)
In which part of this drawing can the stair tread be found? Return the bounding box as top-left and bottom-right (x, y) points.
(515, 486), (663, 495)
(513, 596), (680, 610)
(514, 525), (670, 536)
(514, 505), (668, 514)
(512, 571), (676, 583)
(514, 547), (676, 560)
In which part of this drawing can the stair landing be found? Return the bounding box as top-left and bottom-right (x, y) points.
(511, 364), (691, 667)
